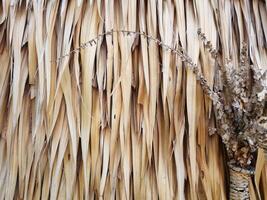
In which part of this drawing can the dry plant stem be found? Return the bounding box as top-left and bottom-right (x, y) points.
(54, 29), (264, 197)
(56, 29), (267, 158)
(228, 162), (254, 200)
(54, 29), (233, 148)
(55, 29), (223, 107)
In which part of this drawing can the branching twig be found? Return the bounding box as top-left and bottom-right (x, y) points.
(53, 28), (267, 167)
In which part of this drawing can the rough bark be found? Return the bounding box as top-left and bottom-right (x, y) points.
(228, 162), (254, 200)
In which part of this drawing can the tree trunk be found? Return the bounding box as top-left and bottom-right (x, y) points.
(228, 162), (254, 200)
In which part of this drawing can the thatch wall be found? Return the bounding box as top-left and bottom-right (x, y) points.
(0, 0), (267, 199)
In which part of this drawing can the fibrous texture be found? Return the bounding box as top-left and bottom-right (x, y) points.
(0, 0), (267, 199)
(228, 162), (254, 200)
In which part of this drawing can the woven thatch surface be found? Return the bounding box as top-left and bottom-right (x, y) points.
(0, 0), (267, 199)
